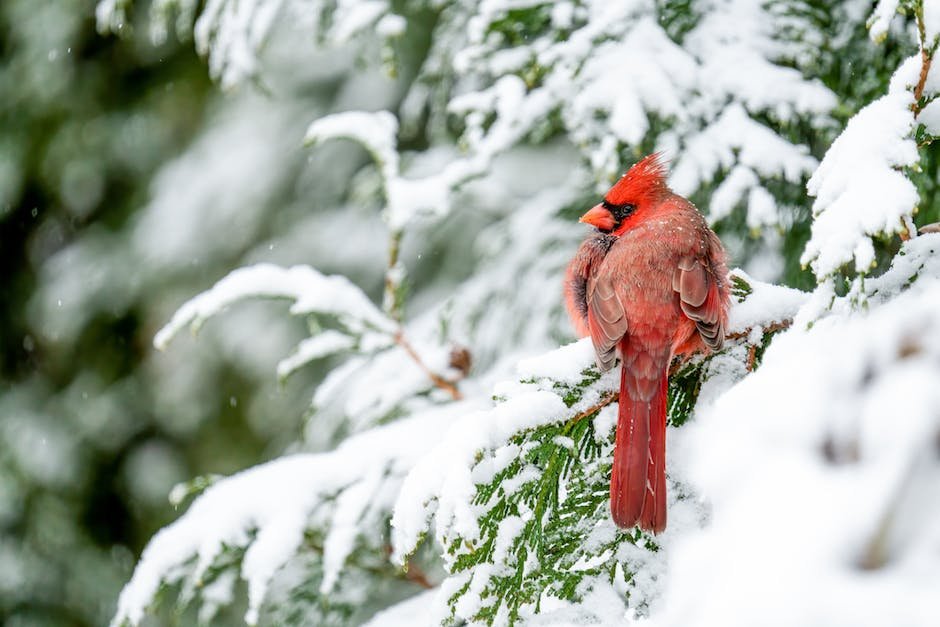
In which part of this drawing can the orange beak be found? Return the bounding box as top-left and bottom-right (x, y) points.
(579, 203), (616, 231)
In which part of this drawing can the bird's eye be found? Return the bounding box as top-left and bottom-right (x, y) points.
(602, 200), (636, 221)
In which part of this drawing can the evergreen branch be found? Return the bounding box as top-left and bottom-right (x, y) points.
(563, 317), (795, 429)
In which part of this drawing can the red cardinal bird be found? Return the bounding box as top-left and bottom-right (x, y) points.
(565, 154), (730, 533)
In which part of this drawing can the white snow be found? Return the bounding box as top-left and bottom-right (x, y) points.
(924, 0), (940, 44)
(110, 402), (475, 626)
(516, 338), (597, 384)
(153, 263), (396, 351)
(869, 0), (901, 42)
(329, 0), (389, 44)
(391, 390), (569, 564)
(307, 337), (458, 443)
(569, 18), (696, 146)
(726, 270), (808, 334)
(376, 13), (406, 37)
(305, 111), (400, 187)
(305, 109), (494, 230)
(670, 104), (818, 204)
(803, 57), (920, 277)
(194, 0), (285, 89)
(658, 279), (940, 627)
(276, 330), (356, 380)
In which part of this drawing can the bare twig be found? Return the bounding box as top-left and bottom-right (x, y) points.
(395, 332), (464, 400)
(746, 344), (758, 371)
(568, 392), (618, 426)
(382, 226), (465, 400)
(913, 7), (933, 114)
(382, 544), (435, 589)
(913, 49), (931, 112)
(402, 562), (434, 589)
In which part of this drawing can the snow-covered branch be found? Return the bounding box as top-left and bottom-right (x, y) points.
(153, 263), (397, 350)
(390, 272), (804, 624)
(111, 402), (480, 626)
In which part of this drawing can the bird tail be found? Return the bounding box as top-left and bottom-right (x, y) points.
(610, 344), (668, 533)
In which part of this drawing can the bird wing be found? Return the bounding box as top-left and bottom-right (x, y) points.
(673, 255), (725, 351)
(565, 234), (617, 338)
(586, 270), (627, 371)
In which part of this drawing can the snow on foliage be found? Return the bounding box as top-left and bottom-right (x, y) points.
(151, 261), (464, 447)
(804, 0), (940, 280)
(96, 0), (940, 625)
(440, 0), (832, 235)
(276, 330), (356, 381)
(803, 58), (920, 277)
(869, 0), (902, 42)
(305, 110), (474, 231)
(305, 111), (400, 188)
(154, 263), (396, 350)
(390, 274), (804, 624)
(111, 402), (478, 627)
(97, 0), (402, 87)
(661, 275), (940, 627)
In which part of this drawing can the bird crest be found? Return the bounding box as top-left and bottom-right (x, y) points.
(605, 153), (669, 205)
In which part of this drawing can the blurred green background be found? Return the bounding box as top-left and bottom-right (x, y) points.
(1, 2), (218, 624)
(0, 1), (401, 624)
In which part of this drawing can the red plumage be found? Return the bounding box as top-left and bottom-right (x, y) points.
(565, 154), (730, 533)
(604, 153), (669, 207)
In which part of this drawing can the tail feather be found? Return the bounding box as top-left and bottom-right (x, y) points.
(610, 364), (649, 528)
(639, 376), (668, 533)
(610, 346), (668, 533)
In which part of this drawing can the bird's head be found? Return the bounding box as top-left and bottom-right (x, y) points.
(579, 153), (669, 236)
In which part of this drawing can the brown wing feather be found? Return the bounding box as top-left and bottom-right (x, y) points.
(565, 234), (616, 338)
(587, 272), (627, 371)
(674, 255), (725, 351)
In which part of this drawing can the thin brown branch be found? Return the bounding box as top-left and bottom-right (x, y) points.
(395, 332), (464, 400)
(913, 8), (932, 113)
(568, 392), (618, 426)
(899, 218), (913, 241)
(746, 344), (758, 372)
(914, 48), (931, 110)
(402, 562), (434, 589)
(382, 224), (464, 400)
(382, 544), (435, 589)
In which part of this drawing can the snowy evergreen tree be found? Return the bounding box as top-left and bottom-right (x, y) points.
(88, 0), (940, 625)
